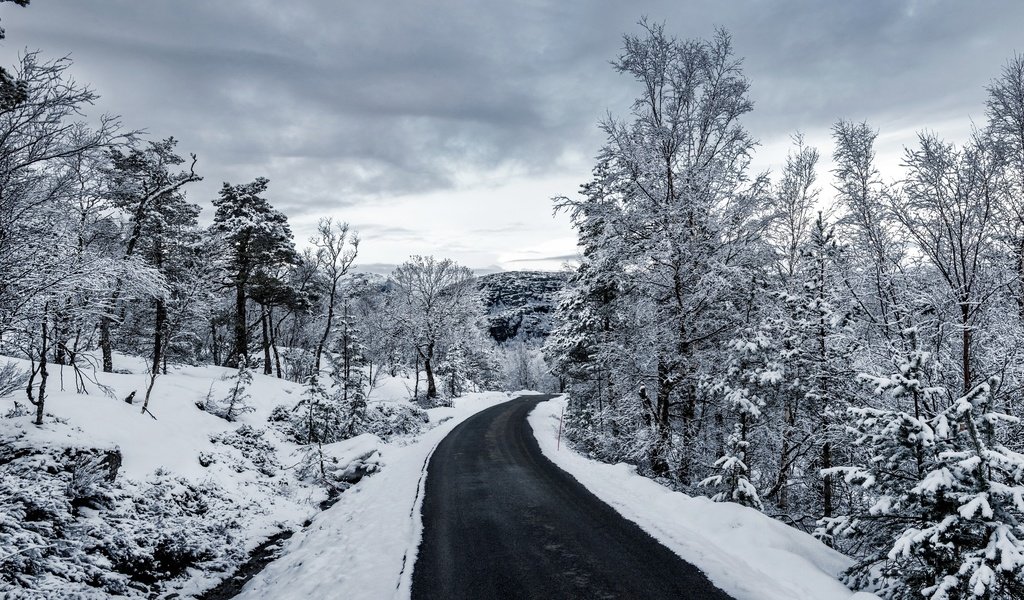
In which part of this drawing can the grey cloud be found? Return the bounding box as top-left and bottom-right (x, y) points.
(1, 0), (1020, 223)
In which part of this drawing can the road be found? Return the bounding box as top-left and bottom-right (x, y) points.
(410, 395), (735, 600)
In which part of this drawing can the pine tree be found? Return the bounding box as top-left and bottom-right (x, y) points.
(331, 308), (368, 437)
(292, 374), (341, 445)
(211, 177), (297, 367)
(702, 326), (776, 510)
(99, 137), (202, 373)
(771, 213), (854, 518)
(824, 332), (1024, 599)
(701, 424), (763, 510)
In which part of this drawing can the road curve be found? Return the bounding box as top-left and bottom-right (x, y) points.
(410, 395), (735, 600)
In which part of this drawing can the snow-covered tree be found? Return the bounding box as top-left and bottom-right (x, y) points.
(292, 374), (342, 445)
(702, 325), (777, 510)
(986, 54), (1024, 319)
(98, 136), (202, 374)
(551, 23), (771, 481)
(311, 218), (359, 374)
(202, 358), (256, 422)
(331, 306), (368, 436)
(824, 337), (1024, 598)
(210, 177), (297, 367)
(389, 255), (482, 402)
(701, 424), (763, 510)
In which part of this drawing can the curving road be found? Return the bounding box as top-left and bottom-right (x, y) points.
(410, 395), (735, 600)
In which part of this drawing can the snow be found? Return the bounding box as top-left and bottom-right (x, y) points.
(5, 353), (302, 481)
(528, 396), (882, 600)
(236, 391), (513, 600)
(0, 353), (435, 597)
(5, 361), (885, 600)
(366, 374), (417, 402)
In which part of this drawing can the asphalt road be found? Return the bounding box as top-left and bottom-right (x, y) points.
(410, 395), (735, 600)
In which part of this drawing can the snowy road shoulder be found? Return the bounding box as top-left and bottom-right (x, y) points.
(235, 391), (513, 600)
(528, 396), (880, 600)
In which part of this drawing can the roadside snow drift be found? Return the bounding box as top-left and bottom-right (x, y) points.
(528, 396), (880, 600)
(235, 391), (513, 600)
(0, 351), (463, 598)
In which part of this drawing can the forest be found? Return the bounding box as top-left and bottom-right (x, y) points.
(2, 3), (1024, 599)
(546, 22), (1024, 600)
(0, 9), (552, 597)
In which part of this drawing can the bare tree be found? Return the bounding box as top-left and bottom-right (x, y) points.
(986, 54), (1024, 318)
(889, 132), (1007, 395)
(311, 217), (358, 373)
(390, 256), (479, 401)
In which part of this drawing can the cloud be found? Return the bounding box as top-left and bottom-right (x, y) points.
(1, 0), (1020, 269)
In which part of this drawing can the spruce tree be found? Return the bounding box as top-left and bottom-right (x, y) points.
(824, 332), (1024, 599)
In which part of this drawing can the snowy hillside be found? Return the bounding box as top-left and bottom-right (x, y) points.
(0, 353), (451, 598)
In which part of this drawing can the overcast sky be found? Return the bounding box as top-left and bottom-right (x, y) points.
(1, 1), (1021, 273)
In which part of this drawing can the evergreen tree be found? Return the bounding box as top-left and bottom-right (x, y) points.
(292, 374), (342, 445)
(824, 332), (1024, 599)
(701, 424), (763, 510)
(771, 213), (854, 518)
(331, 306), (368, 437)
(201, 358), (255, 422)
(703, 325), (777, 510)
(99, 137), (202, 373)
(211, 177), (297, 367)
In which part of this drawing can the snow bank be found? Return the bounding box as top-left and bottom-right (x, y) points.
(0, 353), (388, 597)
(528, 396), (880, 600)
(236, 391), (512, 600)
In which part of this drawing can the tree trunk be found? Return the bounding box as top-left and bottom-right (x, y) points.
(269, 307), (283, 378)
(142, 297), (166, 415)
(650, 360), (672, 478)
(424, 342), (437, 400)
(210, 319), (221, 367)
(260, 306), (272, 375)
(35, 311), (49, 426)
(313, 284), (337, 374)
(232, 281), (247, 367)
(414, 354), (420, 400)
(153, 298), (166, 374)
(99, 315), (113, 372)
(961, 302), (972, 394)
(1017, 236), (1024, 322)
(776, 400), (797, 510)
(822, 440), (833, 520)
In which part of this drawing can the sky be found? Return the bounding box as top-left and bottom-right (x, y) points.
(0, 1), (1021, 274)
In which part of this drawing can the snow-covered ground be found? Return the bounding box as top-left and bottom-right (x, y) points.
(5, 362), (883, 600)
(236, 391), (513, 600)
(528, 396), (881, 600)
(0, 352), (464, 598)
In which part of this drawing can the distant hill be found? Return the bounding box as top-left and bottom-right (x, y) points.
(477, 271), (567, 343)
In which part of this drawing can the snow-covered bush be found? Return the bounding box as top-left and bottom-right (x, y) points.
(360, 401), (429, 440)
(0, 435), (247, 598)
(294, 435), (382, 490)
(823, 347), (1024, 599)
(209, 424), (280, 477)
(198, 359), (256, 421)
